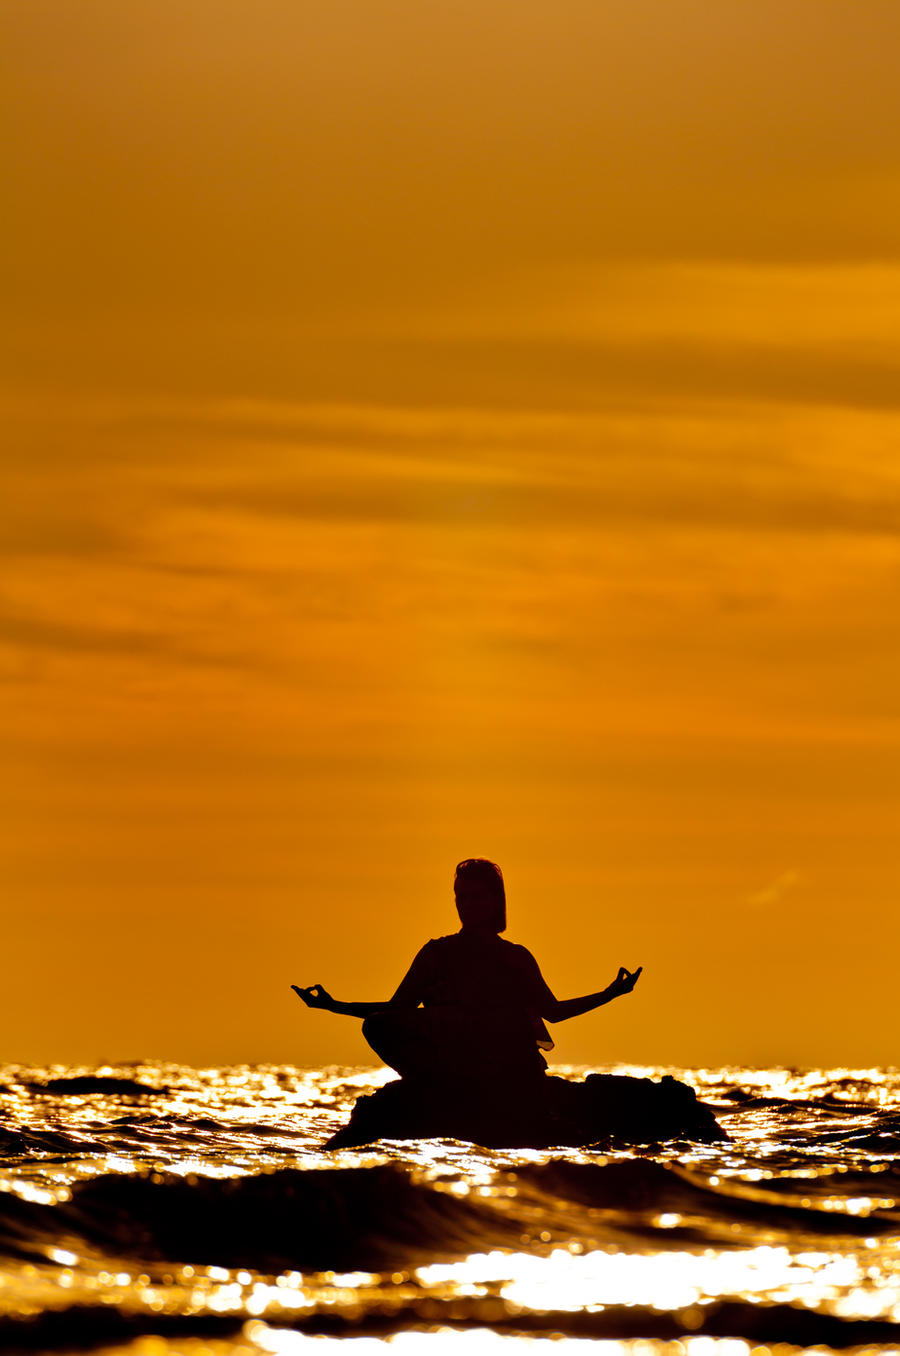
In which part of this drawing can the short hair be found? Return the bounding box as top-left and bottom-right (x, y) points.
(453, 858), (507, 933)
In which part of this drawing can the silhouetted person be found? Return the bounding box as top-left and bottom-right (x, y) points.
(293, 858), (641, 1084)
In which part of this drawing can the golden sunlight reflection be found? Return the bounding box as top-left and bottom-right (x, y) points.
(3, 1063), (900, 1347)
(415, 1245), (884, 1315)
(0, 1178), (70, 1206)
(244, 1331), (742, 1356)
(61, 1331), (900, 1356)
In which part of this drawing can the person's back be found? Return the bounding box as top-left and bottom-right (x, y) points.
(368, 928), (553, 1082)
(414, 932), (541, 1011)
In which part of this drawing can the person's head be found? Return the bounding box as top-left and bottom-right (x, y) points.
(453, 858), (507, 934)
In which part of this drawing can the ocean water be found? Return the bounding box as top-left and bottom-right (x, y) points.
(1, 1063), (899, 1356)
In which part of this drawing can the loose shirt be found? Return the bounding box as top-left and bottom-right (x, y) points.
(390, 932), (556, 1052)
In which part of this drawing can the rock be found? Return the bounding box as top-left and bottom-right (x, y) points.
(27, 1076), (163, 1097)
(325, 1072), (726, 1150)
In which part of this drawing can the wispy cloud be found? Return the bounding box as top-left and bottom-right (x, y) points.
(3, 392), (900, 755)
(746, 870), (803, 909)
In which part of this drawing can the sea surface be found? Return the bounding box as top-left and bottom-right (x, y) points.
(1, 1063), (899, 1356)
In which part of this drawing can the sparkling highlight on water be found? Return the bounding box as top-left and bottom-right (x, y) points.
(0, 1062), (898, 1354)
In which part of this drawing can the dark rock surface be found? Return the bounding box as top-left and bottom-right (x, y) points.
(26, 1076), (163, 1097)
(326, 1072), (726, 1150)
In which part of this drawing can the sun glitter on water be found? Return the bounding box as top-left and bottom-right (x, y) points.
(1, 1063), (899, 1353)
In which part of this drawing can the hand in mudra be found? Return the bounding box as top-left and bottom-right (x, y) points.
(610, 965), (642, 997)
(292, 983), (334, 1010)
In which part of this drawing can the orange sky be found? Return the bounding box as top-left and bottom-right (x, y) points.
(2, 2), (900, 1069)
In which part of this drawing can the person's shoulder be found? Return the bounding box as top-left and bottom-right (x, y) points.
(406, 938), (445, 975)
(502, 939), (540, 966)
(428, 933), (461, 948)
(408, 937), (440, 960)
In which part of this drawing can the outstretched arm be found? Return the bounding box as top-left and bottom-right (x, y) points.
(291, 985), (387, 1018)
(542, 966), (643, 1023)
(291, 946), (433, 1020)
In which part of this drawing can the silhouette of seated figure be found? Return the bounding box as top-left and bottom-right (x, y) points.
(293, 858), (641, 1085)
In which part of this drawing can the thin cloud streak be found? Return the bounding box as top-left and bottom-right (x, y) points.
(180, 459), (900, 538)
(0, 601), (269, 673)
